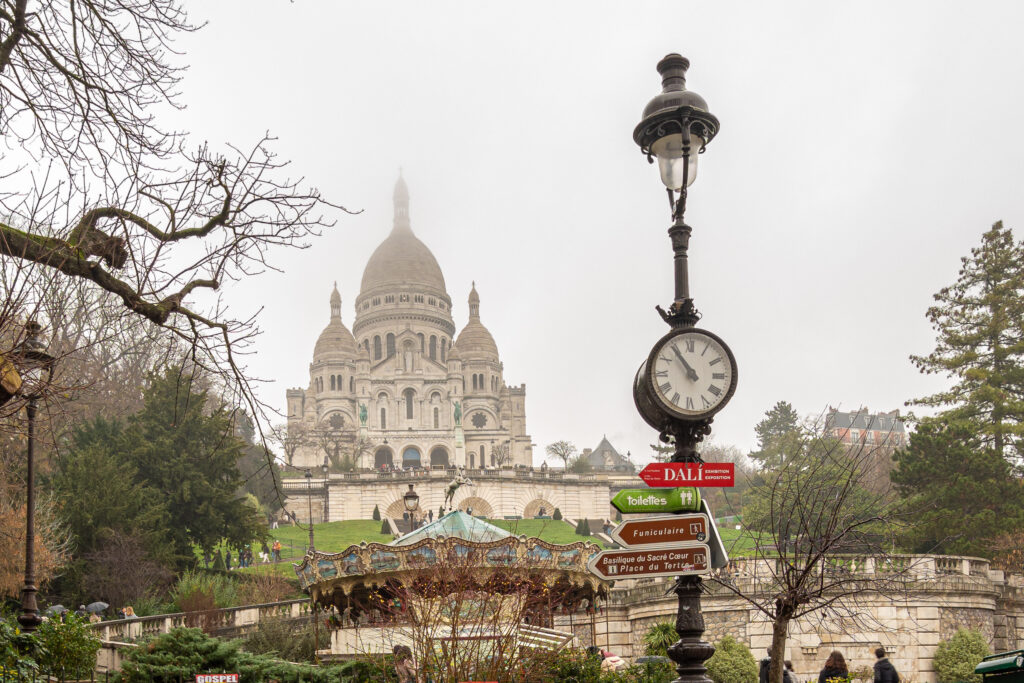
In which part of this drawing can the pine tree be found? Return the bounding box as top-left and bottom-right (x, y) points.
(892, 421), (1024, 556)
(909, 221), (1024, 463)
(123, 369), (266, 562)
(749, 401), (801, 469)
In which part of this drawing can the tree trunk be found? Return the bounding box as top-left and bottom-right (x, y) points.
(769, 616), (790, 683)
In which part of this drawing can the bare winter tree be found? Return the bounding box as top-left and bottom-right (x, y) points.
(0, 1), (350, 432)
(544, 440), (577, 470)
(712, 423), (915, 683)
(269, 422), (310, 468)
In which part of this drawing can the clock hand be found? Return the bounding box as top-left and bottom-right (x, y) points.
(671, 344), (699, 382)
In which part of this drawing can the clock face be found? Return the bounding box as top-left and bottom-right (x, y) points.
(647, 328), (737, 419)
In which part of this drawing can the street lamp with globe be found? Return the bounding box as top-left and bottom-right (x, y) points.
(631, 54), (738, 683)
(13, 321), (56, 633)
(403, 483), (420, 530)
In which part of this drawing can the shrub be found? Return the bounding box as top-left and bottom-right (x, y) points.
(170, 569), (239, 610)
(115, 627), (335, 682)
(35, 612), (102, 679)
(552, 508), (562, 521)
(575, 519), (591, 536)
(237, 568), (297, 605)
(705, 635), (758, 683)
(243, 616), (315, 662)
(372, 504), (381, 521)
(643, 621), (677, 657)
(933, 628), (990, 683)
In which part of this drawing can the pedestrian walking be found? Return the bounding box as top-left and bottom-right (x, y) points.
(873, 647), (899, 683)
(819, 651), (849, 683)
(225, 549), (232, 571)
(759, 648), (772, 683)
(784, 660), (797, 683)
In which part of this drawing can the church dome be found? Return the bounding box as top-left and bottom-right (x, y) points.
(454, 283), (499, 361)
(359, 175), (447, 297)
(313, 284), (358, 361)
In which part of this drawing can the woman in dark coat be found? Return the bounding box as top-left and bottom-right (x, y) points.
(818, 651), (849, 683)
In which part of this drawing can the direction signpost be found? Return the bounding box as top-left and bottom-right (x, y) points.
(610, 513), (708, 548)
(587, 545), (710, 581)
(610, 487), (700, 514)
(639, 462), (735, 488)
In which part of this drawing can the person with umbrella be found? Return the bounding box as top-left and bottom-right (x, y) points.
(86, 601), (108, 623)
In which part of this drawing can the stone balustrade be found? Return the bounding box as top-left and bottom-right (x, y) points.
(89, 598), (312, 642)
(283, 468), (604, 488)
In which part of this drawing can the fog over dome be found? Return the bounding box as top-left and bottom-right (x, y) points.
(358, 174), (447, 298)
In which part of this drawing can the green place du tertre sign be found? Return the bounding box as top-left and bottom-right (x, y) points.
(611, 487), (701, 514)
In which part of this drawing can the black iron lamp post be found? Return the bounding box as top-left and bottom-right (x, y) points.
(632, 54), (737, 683)
(304, 468), (316, 552)
(13, 321), (56, 634)
(403, 483), (419, 530)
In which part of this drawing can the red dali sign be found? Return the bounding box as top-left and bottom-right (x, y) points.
(639, 462), (735, 488)
(610, 513), (708, 548)
(587, 545), (710, 580)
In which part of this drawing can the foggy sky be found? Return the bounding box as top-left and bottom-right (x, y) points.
(168, 1), (1024, 464)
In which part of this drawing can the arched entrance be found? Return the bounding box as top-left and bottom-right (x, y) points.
(457, 496), (494, 518)
(523, 499), (556, 519)
(374, 446), (394, 469)
(402, 446), (421, 469)
(429, 446), (449, 468)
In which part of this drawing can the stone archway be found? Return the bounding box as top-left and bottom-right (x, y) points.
(457, 496), (494, 519)
(429, 446), (449, 468)
(523, 498), (556, 519)
(402, 446), (421, 469)
(374, 446), (394, 468)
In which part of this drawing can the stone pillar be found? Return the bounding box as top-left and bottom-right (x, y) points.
(454, 426), (466, 468)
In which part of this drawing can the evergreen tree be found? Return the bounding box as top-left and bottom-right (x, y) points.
(749, 401), (801, 469)
(123, 369), (266, 562)
(909, 222), (1024, 463)
(892, 421), (1024, 556)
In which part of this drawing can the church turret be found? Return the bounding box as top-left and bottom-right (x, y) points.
(330, 282), (341, 318)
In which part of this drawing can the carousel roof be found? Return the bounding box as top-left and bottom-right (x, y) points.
(390, 511), (510, 547)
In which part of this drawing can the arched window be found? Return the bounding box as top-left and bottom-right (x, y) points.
(330, 375), (336, 391)
(441, 338), (447, 362)
(480, 444), (485, 465)
(433, 407), (439, 429)
(470, 452), (475, 468)
(404, 388), (415, 419)
(418, 333), (425, 352)
(349, 376), (354, 392)
(472, 374), (477, 391)
(429, 335), (437, 361)
(386, 333), (396, 358)
(373, 336), (382, 360)
(380, 407), (387, 430)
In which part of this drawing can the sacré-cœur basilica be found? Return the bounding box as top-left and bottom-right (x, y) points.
(282, 176), (614, 523)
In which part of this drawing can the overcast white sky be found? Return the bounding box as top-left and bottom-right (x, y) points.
(168, 1), (1024, 464)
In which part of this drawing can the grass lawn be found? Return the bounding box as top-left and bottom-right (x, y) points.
(486, 518), (607, 548)
(271, 519), (394, 555)
(717, 525), (759, 555)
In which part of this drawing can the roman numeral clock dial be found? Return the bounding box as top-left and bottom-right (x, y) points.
(643, 328), (737, 420)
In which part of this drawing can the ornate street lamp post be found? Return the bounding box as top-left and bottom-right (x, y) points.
(403, 483), (420, 530)
(304, 468), (316, 552)
(632, 54), (737, 683)
(13, 321), (56, 634)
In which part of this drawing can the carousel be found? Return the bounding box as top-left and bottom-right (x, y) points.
(293, 483), (610, 670)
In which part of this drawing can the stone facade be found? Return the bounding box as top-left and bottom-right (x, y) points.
(555, 557), (1024, 683)
(283, 469), (614, 522)
(287, 175), (531, 472)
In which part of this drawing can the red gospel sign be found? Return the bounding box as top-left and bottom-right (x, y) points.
(639, 462), (735, 488)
